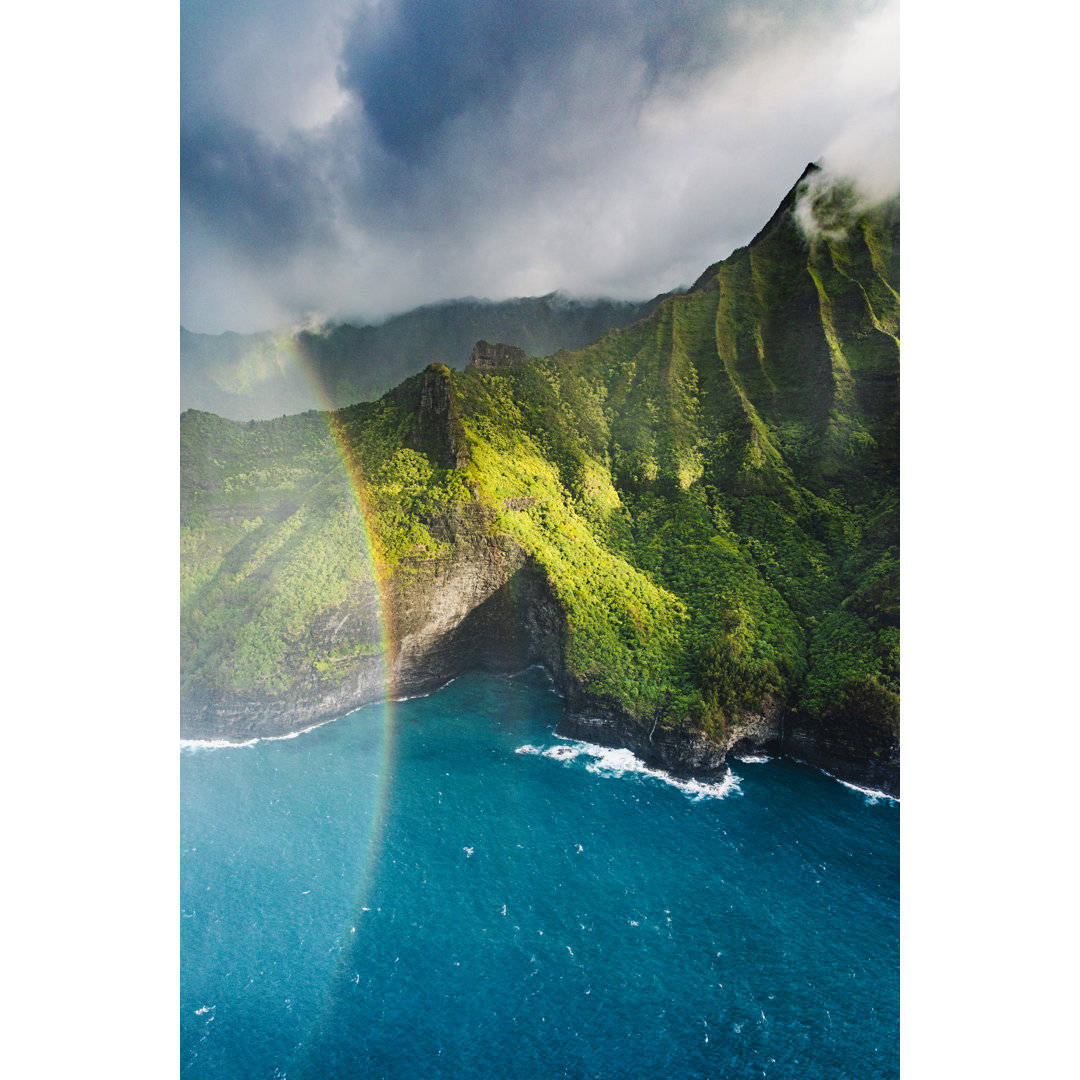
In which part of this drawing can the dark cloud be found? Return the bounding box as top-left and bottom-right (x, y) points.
(338, 0), (728, 164)
(181, 0), (898, 333)
(181, 117), (334, 258)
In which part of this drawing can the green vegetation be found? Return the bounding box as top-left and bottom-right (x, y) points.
(181, 185), (899, 743)
(180, 401), (471, 698)
(446, 193), (898, 735)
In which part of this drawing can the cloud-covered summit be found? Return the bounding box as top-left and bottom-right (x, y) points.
(181, 0), (898, 334)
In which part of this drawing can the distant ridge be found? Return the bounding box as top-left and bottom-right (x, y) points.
(181, 292), (673, 420)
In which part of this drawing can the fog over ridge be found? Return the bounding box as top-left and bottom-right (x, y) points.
(182, 0), (899, 334)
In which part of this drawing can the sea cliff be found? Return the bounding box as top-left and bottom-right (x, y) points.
(181, 169), (899, 796)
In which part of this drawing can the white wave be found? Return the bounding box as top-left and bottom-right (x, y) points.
(787, 755), (899, 803)
(541, 745), (581, 760)
(180, 737), (259, 752)
(263, 724), (326, 742)
(581, 743), (741, 801)
(733, 753), (772, 763)
(508, 663), (552, 680)
(807, 760), (898, 803)
(394, 675), (458, 702)
(525, 738), (741, 801)
(811, 761), (898, 804)
(179, 711), (352, 752)
(837, 777), (898, 805)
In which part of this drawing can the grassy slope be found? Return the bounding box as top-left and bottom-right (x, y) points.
(181, 190), (899, 745)
(449, 196), (899, 741)
(180, 401), (470, 700)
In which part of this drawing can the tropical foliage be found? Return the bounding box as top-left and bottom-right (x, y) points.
(181, 182), (899, 742)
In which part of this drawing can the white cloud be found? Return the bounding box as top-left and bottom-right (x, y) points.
(182, 0), (900, 332)
(183, 0), (357, 139)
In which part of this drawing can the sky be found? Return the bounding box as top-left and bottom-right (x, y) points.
(181, 0), (899, 333)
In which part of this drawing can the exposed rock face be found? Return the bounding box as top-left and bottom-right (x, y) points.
(390, 533), (558, 698)
(467, 340), (527, 370)
(557, 695), (785, 776)
(784, 717), (900, 798)
(410, 364), (470, 468)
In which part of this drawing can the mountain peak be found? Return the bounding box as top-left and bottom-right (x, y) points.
(747, 162), (820, 248)
(687, 163), (821, 294)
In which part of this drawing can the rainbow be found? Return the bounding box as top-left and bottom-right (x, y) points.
(283, 331), (403, 931)
(186, 328), (423, 1058)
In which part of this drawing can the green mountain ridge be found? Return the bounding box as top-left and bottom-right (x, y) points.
(181, 168), (899, 793)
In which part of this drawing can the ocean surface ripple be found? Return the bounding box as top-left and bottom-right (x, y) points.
(181, 669), (899, 1079)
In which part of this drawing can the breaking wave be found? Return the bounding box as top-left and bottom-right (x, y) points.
(517, 738), (740, 801)
(180, 737), (259, 752)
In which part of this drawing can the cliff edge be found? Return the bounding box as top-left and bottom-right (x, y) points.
(181, 170), (899, 796)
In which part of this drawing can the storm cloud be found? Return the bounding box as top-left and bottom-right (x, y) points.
(181, 0), (899, 333)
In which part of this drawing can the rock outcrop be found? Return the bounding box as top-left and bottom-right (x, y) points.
(467, 340), (527, 370)
(409, 364), (470, 468)
(556, 694), (784, 777)
(783, 714), (900, 797)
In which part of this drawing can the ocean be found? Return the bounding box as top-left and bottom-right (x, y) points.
(180, 668), (898, 1079)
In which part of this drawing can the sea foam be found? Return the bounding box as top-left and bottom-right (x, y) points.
(812, 763), (898, 804)
(181, 737), (259, 752)
(394, 675), (458, 702)
(180, 713), (348, 752)
(835, 777), (898, 805)
(519, 738), (740, 801)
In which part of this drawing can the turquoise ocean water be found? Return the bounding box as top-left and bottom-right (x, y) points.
(181, 668), (898, 1079)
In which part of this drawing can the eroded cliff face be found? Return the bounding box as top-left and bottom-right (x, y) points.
(467, 340), (528, 371)
(180, 506), (558, 741)
(183, 542), (896, 795)
(557, 692), (897, 795)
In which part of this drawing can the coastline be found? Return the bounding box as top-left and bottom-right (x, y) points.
(181, 663), (899, 800)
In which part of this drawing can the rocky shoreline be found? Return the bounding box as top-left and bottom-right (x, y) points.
(182, 663), (898, 799)
(182, 551), (899, 798)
